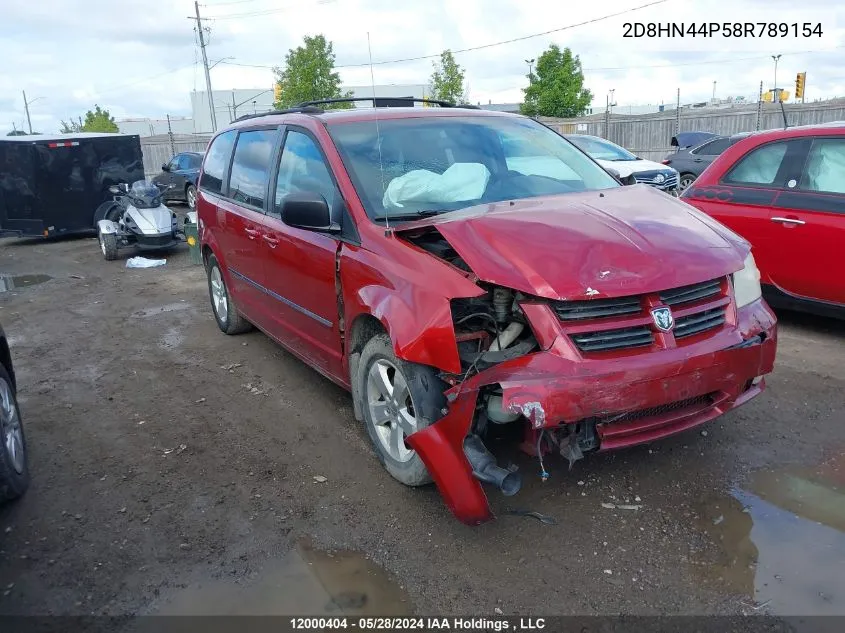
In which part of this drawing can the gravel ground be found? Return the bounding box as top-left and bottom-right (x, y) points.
(0, 229), (843, 620)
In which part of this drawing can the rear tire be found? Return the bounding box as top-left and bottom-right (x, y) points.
(186, 184), (197, 210)
(98, 230), (118, 261)
(0, 364), (29, 502)
(358, 334), (447, 487)
(206, 254), (252, 335)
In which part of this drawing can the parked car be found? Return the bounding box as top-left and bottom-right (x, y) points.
(671, 131), (720, 151)
(567, 134), (680, 195)
(663, 135), (740, 193)
(682, 122), (845, 319)
(0, 322), (29, 502)
(198, 102), (777, 525)
(152, 152), (203, 210)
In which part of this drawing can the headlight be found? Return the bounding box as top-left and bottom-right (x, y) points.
(733, 252), (762, 308)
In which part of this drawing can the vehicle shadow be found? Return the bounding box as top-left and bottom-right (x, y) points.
(773, 308), (842, 336)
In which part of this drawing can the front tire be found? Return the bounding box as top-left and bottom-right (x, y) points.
(186, 184), (197, 210)
(98, 230), (118, 261)
(206, 254), (252, 335)
(358, 334), (447, 487)
(0, 364), (29, 502)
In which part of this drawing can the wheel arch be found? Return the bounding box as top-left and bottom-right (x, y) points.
(0, 336), (16, 392)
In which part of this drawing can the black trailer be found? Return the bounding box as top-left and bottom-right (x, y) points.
(0, 133), (144, 238)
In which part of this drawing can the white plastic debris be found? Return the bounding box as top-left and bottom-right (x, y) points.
(126, 256), (166, 268)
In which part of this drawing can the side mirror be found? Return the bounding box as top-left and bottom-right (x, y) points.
(120, 183), (130, 193)
(280, 194), (339, 232)
(154, 182), (169, 192)
(161, 163), (170, 171)
(605, 167), (636, 186)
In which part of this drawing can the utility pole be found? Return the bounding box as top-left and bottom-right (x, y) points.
(232, 91), (237, 120)
(190, 1), (217, 133)
(675, 88), (681, 136)
(712, 81), (716, 101)
(22, 90), (33, 134)
(166, 114), (176, 157)
(756, 81), (763, 131)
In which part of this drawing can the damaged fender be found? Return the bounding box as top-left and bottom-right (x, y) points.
(96, 219), (119, 235)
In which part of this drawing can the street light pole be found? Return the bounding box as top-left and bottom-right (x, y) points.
(191, 1), (217, 132)
(772, 54), (782, 98)
(525, 58), (535, 83)
(22, 90), (32, 134)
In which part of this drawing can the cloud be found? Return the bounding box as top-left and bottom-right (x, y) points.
(1, 0), (843, 134)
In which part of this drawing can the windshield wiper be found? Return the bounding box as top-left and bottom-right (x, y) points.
(377, 209), (447, 221)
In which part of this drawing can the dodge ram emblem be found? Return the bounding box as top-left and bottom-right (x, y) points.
(651, 306), (674, 332)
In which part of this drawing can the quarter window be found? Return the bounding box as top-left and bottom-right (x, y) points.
(273, 131), (337, 214)
(800, 138), (845, 194)
(695, 138), (731, 155)
(228, 129), (278, 208)
(723, 141), (790, 186)
(201, 130), (236, 194)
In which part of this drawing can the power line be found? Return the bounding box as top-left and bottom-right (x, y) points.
(212, 0), (667, 68)
(204, 0), (334, 19)
(202, 0), (260, 6)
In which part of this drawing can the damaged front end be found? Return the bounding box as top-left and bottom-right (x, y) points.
(403, 232), (776, 525)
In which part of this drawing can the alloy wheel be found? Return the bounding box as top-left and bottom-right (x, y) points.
(0, 378), (24, 474)
(210, 266), (228, 324)
(366, 359), (418, 462)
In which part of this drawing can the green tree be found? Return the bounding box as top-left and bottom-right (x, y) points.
(521, 45), (592, 118)
(273, 35), (352, 109)
(60, 105), (118, 134)
(6, 130), (28, 136)
(429, 50), (467, 104)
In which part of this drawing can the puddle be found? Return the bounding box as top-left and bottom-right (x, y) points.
(155, 541), (413, 616)
(131, 302), (192, 319)
(0, 274), (52, 293)
(693, 454), (845, 615)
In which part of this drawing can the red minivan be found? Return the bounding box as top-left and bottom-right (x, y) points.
(197, 101), (777, 524)
(682, 123), (845, 319)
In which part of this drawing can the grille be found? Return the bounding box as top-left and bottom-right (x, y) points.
(601, 392), (716, 425)
(660, 278), (721, 306)
(554, 296), (642, 321)
(139, 234), (175, 247)
(633, 171), (679, 189)
(571, 326), (654, 353)
(674, 307), (726, 338)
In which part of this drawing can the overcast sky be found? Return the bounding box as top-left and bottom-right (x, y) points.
(1, 0), (842, 134)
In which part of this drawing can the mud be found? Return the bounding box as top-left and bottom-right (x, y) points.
(1, 231), (844, 618)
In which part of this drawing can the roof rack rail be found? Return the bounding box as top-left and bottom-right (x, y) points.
(232, 106), (324, 122)
(295, 97), (481, 110)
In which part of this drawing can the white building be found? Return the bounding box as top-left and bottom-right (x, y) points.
(117, 116), (196, 137)
(189, 85), (431, 133)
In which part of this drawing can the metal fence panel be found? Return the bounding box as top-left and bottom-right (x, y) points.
(140, 136), (212, 177)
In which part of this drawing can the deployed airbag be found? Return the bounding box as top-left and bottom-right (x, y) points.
(383, 163), (490, 209)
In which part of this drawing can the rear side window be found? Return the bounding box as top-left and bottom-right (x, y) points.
(801, 138), (845, 194)
(201, 131), (236, 194)
(695, 138), (731, 155)
(723, 141), (790, 186)
(228, 129), (278, 208)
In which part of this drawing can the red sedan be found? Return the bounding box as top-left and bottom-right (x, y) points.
(682, 123), (845, 318)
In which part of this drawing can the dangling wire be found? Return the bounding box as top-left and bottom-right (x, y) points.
(537, 429), (549, 481)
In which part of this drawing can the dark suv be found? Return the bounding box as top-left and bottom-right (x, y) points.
(197, 100), (776, 524)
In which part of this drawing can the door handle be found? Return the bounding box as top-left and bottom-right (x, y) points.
(771, 217), (806, 226)
(262, 234), (280, 248)
(244, 227), (260, 239)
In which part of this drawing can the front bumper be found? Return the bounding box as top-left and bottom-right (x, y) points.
(406, 298), (777, 525)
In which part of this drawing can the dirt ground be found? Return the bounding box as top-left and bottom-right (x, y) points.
(0, 224), (843, 620)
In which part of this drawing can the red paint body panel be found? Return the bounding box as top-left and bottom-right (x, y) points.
(683, 124), (845, 309)
(394, 186), (748, 301)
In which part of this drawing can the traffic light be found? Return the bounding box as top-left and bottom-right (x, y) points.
(795, 72), (806, 100)
(762, 90), (773, 103)
(273, 82), (283, 104)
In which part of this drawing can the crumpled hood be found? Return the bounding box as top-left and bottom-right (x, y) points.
(594, 157), (675, 178)
(395, 185), (749, 300)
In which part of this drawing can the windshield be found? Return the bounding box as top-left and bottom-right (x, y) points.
(569, 136), (638, 162)
(130, 180), (162, 198)
(327, 116), (619, 220)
